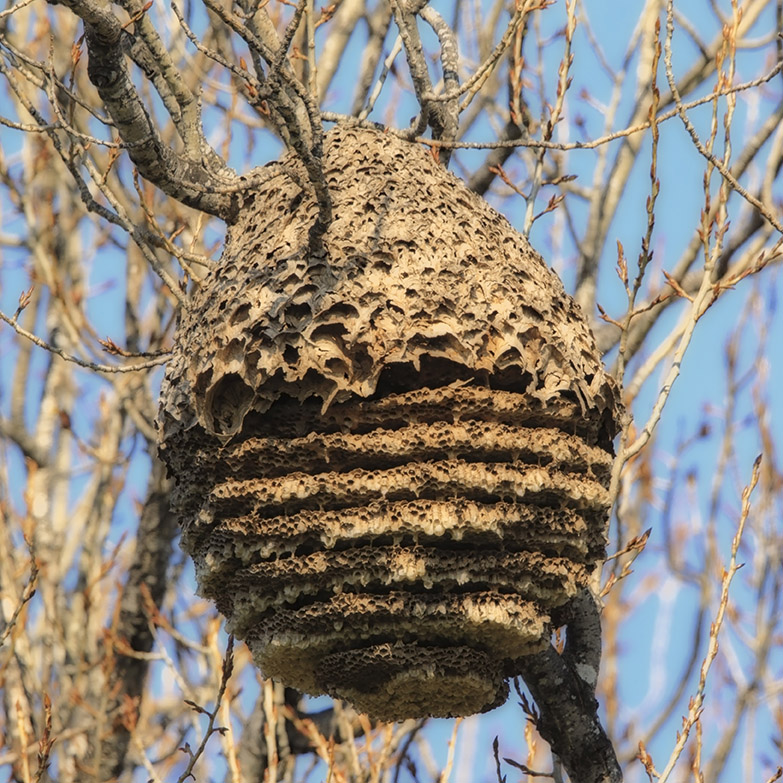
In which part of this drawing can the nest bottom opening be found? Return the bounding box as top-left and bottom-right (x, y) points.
(318, 643), (510, 721)
(243, 590), (551, 720)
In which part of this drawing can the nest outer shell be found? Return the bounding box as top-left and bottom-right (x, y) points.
(159, 124), (620, 450)
(157, 124), (623, 721)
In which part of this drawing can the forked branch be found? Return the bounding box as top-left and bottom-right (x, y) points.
(49, 0), (241, 220)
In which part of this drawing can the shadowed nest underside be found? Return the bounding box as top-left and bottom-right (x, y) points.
(158, 125), (622, 721)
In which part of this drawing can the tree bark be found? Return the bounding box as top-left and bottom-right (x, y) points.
(96, 458), (178, 781)
(519, 591), (623, 783)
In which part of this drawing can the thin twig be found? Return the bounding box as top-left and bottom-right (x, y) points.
(0, 0), (39, 20)
(664, 0), (783, 234)
(176, 635), (235, 783)
(656, 455), (763, 783)
(0, 309), (170, 373)
(359, 34), (403, 121)
(427, 59), (783, 150)
(0, 544), (38, 646)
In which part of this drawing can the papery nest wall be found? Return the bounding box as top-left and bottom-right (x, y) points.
(157, 125), (623, 721)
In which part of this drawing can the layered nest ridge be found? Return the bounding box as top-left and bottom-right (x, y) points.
(158, 125), (622, 721)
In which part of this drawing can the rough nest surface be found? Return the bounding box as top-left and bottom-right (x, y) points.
(158, 124), (622, 721)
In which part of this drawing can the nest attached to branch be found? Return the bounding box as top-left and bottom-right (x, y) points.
(158, 125), (622, 721)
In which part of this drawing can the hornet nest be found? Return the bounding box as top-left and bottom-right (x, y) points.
(157, 124), (622, 721)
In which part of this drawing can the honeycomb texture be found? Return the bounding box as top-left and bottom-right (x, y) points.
(158, 124), (622, 721)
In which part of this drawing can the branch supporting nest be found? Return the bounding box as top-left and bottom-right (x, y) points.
(392, 0), (460, 165)
(518, 590), (622, 783)
(49, 0), (240, 220)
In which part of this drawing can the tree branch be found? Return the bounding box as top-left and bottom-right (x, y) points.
(420, 6), (459, 164)
(518, 590), (622, 783)
(392, 0), (447, 144)
(96, 458), (179, 780)
(48, 0), (240, 221)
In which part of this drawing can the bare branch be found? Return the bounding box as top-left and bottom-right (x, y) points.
(96, 459), (179, 780)
(48, 0), (240, 220)
(656, 455), (762, 782)
(664, 0), (783, 234)
(518, 592), (622, 783)
(0, 308), (171, 373)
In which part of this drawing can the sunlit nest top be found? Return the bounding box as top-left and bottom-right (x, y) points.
(157, 124), (623, 721)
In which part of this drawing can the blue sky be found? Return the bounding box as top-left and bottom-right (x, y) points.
(1, 1), (781, 781)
